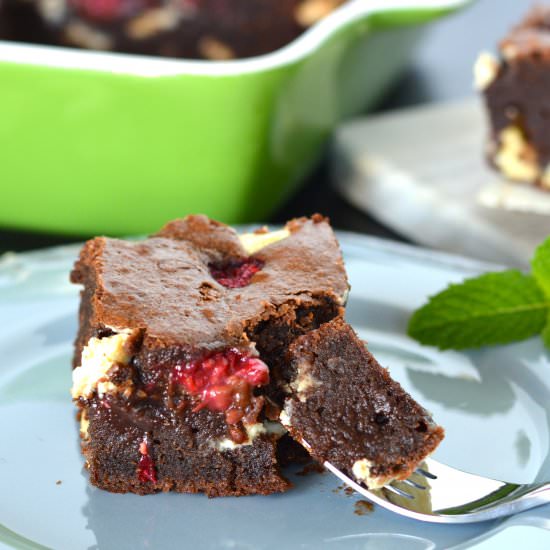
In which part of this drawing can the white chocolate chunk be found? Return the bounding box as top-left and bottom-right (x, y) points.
(473, 51), (500, 90)
(215, 421), (286, 451)
(279, 406), (292, 428)
(64, 21), (113, 51)
(352, 458), (391, 490)
(494, 125), (540, 183)
(290, 368), (321, 402)
(126, 7), (181, 40)
(38, 0), (66, 23)
(72, 332), (132, 399)
(80, 411), (90, 439)
(239, 228), (291, 255)
(197, 36), (236, 60)
(295, 0), (342, 27)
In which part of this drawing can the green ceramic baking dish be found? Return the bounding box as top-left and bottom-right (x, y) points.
(0, 0), (468, 236)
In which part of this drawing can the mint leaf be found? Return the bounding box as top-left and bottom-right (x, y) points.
(408, 271), (549, 350)
(532, 236), (550, 298)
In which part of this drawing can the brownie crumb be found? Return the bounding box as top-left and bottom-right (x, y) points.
(295, 462), (325, 477)
(354, 500), (374, 515)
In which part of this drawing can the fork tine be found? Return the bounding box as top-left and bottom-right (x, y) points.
(415, 467), (437, 480)
(402, 478), (427, 490)
(325, 458), (544, 523)
(383, 484), (415, 499)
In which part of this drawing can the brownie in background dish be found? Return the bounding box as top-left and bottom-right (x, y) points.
(476, 6), (550, 190)
(1, 0), (346, 59)
(0, 0), (51, 43)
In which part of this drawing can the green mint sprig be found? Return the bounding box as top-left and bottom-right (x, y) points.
(408, 237), (550, 350)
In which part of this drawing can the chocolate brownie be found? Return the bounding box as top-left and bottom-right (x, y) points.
(476, 6), (550, 189)
(2, 0), (345, 59)
(0, 0), (50, 42)
(70, 214), (348, 495)
(281, 319), (444, 489)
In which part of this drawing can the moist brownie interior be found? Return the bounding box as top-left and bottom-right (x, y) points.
(281, 319), (444, 488)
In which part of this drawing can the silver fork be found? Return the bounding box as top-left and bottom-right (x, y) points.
(324, 458), (550, 523)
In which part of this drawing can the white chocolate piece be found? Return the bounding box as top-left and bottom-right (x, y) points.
(474, 51), (500, 90)
(494, 126), (539, 183)
(215, 421), (286, 451)
(72, 332), (132, 399)
(352, 458), (393, 490)
(239, 229), (291, 254)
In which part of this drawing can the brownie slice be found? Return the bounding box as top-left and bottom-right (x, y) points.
(70, 214), (348, 496)
(9, 0), (345, 60)
(281, 319), (444, 489)
(476, 6), (550, 189)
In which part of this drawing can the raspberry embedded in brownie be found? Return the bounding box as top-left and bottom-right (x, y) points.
(137, 436), (157, 483)
(171, 348), (269, 425)
(209, 258), (265, 289)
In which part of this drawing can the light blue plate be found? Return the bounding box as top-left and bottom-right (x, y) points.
(0, 233), (549, 550)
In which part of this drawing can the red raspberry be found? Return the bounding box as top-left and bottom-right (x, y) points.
(172, 349), (269, 424)
(209, 258), (265, 288)
(137, 437), (157, 483)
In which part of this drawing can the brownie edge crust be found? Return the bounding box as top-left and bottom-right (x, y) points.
(70, 214), (349, 496)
